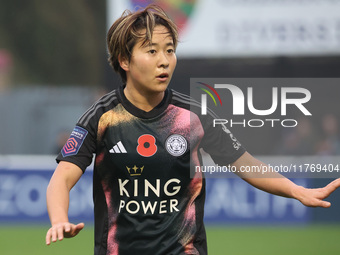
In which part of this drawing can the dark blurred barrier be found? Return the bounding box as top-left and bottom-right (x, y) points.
(1, 155), (339, 224)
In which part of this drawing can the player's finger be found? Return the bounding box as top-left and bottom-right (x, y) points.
(325, 178), (340, 192)
(317, 200), (331, 208)
(76, 222), (85, 230)
(46, 228), (52, 245)
(51, 227), (58, 243)
(74, 222), (85, 235)
(57, 224), (65, 241)
(64, 222), (71, 233)
(307, 197), (331, 208)
(68, 222), (84, 237)
(318, 180), (340, 199)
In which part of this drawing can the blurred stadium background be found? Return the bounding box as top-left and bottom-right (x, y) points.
(1, 0), (340, 254)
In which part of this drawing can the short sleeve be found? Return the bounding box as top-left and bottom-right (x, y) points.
(200, 114), (246, 166)
(56, 124), (96, 172)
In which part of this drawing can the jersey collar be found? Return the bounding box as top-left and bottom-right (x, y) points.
(117, 85), (171, 119)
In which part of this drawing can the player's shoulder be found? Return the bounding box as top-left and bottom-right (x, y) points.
(77, 89), (119, 127)
(170, 89), (218, 119)
(170, 89), (201, 112)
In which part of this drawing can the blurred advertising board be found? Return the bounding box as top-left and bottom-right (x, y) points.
(205, 178), (310, 224)
(107, 0), (340, 57)
(0, 155), (312, 224)
(0, 156), (93, 223)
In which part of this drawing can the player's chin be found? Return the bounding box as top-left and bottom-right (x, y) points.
(153, 82), (170, 92)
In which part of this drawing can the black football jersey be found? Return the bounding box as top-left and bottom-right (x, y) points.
(57, 86), (245, 255)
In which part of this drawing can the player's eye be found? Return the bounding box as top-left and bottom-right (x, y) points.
(149, 49), (156, 54)
(167, 48), (175, 54)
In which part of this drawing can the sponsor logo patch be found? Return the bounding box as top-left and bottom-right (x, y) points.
(62, 126), (88, 157)
(165, 134), (187, 157)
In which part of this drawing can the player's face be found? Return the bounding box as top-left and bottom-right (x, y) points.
(122, 25), (177, 95)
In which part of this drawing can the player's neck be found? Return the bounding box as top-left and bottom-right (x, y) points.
(123, 85), (165, 112)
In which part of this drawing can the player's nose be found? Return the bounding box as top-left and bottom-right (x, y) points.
(157, 51), (169, 68)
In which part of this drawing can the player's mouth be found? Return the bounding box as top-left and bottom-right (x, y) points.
(156, 73), (169, 82)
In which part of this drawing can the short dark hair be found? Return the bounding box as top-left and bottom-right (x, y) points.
(107, 4), (178, 83)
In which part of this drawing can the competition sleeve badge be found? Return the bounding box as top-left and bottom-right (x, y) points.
(62, 126), (88, 157)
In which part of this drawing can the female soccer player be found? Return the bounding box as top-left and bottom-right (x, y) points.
(45, 5), (340, 255)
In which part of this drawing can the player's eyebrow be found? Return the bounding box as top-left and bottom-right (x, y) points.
(140, 35), (175, 48)
(148, 42), (174, 47)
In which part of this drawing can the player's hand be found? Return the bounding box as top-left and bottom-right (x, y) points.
(45, 222), (85, 245)
(293, 178), (340, 208)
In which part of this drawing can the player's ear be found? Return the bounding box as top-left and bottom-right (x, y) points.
(118, 55), (129, 72)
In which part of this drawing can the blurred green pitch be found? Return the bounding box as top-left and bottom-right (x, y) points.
(1, 225), (340, 255)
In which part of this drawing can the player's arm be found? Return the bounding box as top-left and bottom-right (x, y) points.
(45, 161), (84, 245)
(232, 152), (340, 208)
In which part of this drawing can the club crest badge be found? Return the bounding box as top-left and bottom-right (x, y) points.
(165, 134), (187, 157)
